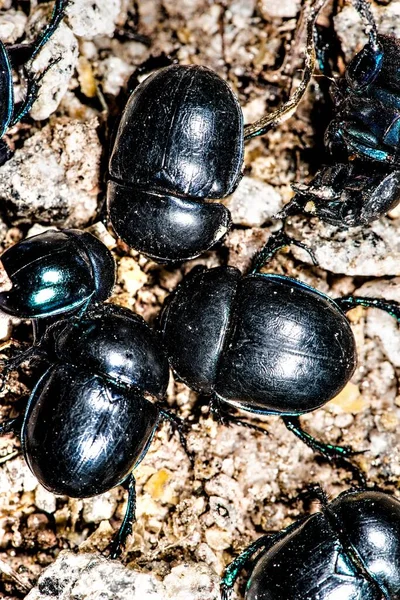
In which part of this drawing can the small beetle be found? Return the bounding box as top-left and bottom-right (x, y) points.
(0, 0), (67, 164)
(281, 2), (400, 227)
(107, 1), (324, 263)
(160, 231), (400, 465)
(0, 228), (115, 342)
(221, 487), (400, 600)
(0, 302), (185, 558)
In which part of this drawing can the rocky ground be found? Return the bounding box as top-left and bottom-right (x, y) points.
(0, 0), (399, 598)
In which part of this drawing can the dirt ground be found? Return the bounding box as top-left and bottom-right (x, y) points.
(0, 0), (399, 598)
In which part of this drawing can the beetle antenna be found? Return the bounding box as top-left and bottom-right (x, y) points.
(244, 0), (327, 140)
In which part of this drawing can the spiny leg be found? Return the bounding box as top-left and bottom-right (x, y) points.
(243, 0), (327, 139)
(221, 534), (277, 600)
(283, 416), (366, 486)
(108, 473), (136, 560)
(0, 416), (22, 436)
(251, 229), (317, 274)
(336, 296), (400, 321)
(159, 405), (194, 467)
(28, 0), (68, 63)
(11, 56), (61, 125)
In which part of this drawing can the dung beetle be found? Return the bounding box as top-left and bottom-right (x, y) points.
(0, 0), (67, 164)
(106, 0), (325, 263)
(0, 302), (187, 558)
(0, 228), (115, 343)
(221, 487), (400, 600)
(160, 231), (400, 468)
(281, 1), (400, 227)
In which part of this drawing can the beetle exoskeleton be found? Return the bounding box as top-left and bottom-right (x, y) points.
(0, 229), (115, 319)
(0, 302), (171, 557)
(221, 489), (400, 600)
(22, 303), (168, 498)
(107, 64), (243, 263)
(160, 266), (356, 415)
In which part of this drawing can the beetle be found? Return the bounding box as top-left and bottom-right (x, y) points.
(0, 302), (187, 558)
(0, 0), (67, 165)
(160, 230), (400, 468)
(280, 2), (400, 227)
(221, 487), (400, 600)
(0, 228), (115, 343)
(106, 0), (325, 263)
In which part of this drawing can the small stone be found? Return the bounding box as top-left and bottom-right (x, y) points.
(0, 118), (101, 227)
(98, 56), (134, 96)
(27, 6), (78, 121)
(25, 552), (166, 599)
(286, 216), (400, 276)
(326, 382), (366, 414)
(205, 526), (232, 551)
(117, 257), (148, 297)
(259, 0), (300, 18)
(35, 486), (57, 514)
(77, 57), (97, 98)
(82, 492), (118, 524)
(66, 0), (122, 38)
(164, 563), (220, 600)
(0, 9), (27, 43)
(223, 176), (283, 227)
(143, 469), (177, 504)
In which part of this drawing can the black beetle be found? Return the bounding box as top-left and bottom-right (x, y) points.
(160, 231), (400, 466)
(0, 228), (115, 343)
(106, 1), (324, 263)
(281, 1), (400, 227)
(0, 302), (187, 558)
(221, 487), (400, 600)
(0, 0), (67, 164)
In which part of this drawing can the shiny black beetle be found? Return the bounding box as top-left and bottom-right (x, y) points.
(106, 1), (323, 263)
(221, 487), (400, 600)
(0, 0), (67, 164)
(281, 1), (400, 227)
(160, 232), (400, 465)
(0, 302), (185, 558)
(0, 228), (115, 342)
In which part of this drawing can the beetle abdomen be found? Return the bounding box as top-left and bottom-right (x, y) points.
(22, 365), (159, 498)
(216, 275), (357, 414)
(107, 184), (231, 263)
(109, 65), (244, 198)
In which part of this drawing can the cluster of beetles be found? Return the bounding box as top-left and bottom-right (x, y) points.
(0, 0), (400, 597)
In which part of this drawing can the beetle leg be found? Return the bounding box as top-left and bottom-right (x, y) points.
(335, 296), (400, 321)
(283, 416), (366, 486)
(0, 416), (22, 436)
(243, 0), (326, 139)
(251, 229), (317, 274)
(108, 473), (136, 560)
(11, 56), (62, 126)
(221, 534), (277, 600)
(27, 0), (68, 64)
(159, 406), (194, 467)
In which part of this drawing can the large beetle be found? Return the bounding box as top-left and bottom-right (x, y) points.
(160, 231), (400, 466)
(221, 488), (400, 600)
(107, 1), (324, 263)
